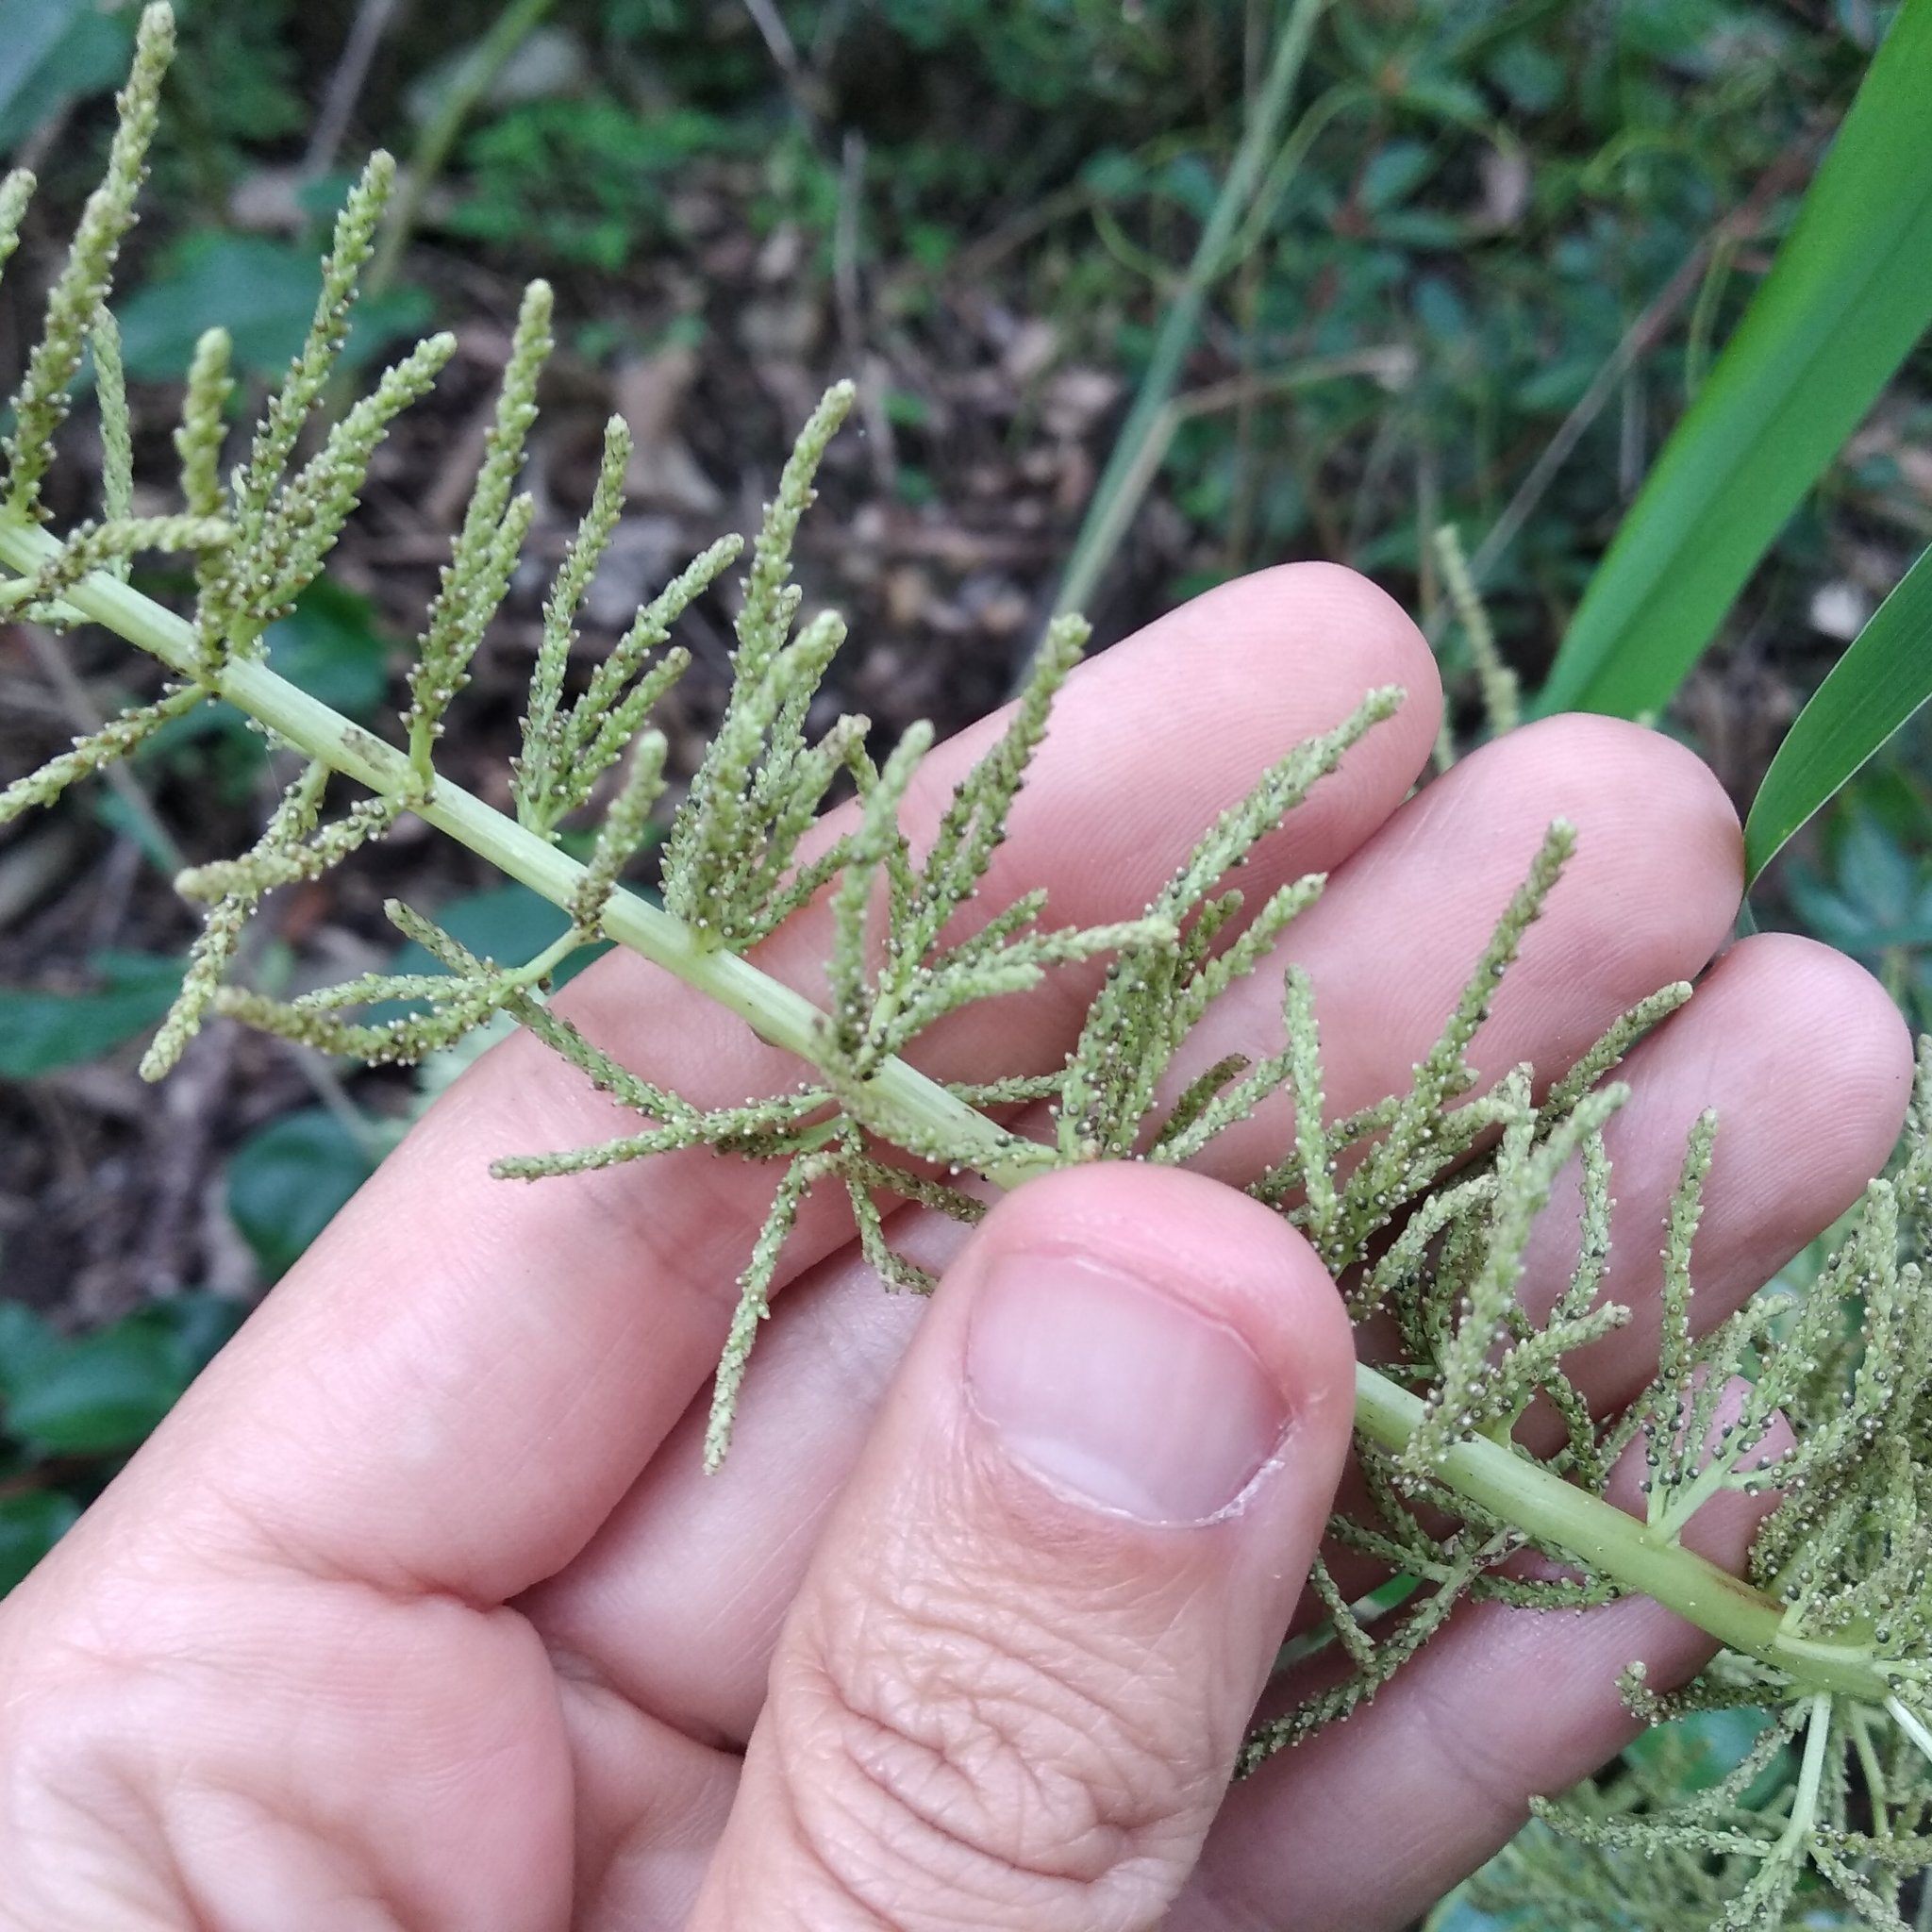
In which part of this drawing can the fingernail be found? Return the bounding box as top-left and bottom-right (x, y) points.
(965, 1252), (1291, 1525)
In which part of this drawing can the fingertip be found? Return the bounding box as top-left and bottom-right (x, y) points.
(1113, 560), (1443, 791)
(1515, 711), (1743, 903)
(1419, 716), (1743, 1059)
(971, 1163), (1358, 1461)
(1712, 931), (1916, 1168)
(1245, 559), (1446, 750)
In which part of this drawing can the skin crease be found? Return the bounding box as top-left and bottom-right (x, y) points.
(0, 562), (1911, 1931)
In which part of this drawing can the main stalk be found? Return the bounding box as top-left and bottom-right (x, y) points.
(0, 517), (1893, 1707)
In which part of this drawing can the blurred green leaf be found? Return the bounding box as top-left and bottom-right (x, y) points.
(227, 1108), (379, 1279)
(1394, 71), (1487, 127)
(354, 883), (609, 1037)
(132, 692), (270, 800)
(1080, 148), (1145, 200)
(1619, 0), (1727, 59)
(138, 1291), (246, 1378)
(1785, 812), (1932, 951)
(1624, 1707), (1774, 1794)
(1535, 0), (1932, 718)
(0, 1491), (79, 1595)
(116, 233), (433, 381)
(90, 787), (180, 873)
(0, 0), (134, 155)
(0, 1293), (242, 1465)
(1836, 810), (1920, 930)
(0, 1303), (63, 1394)
(1744, 542), (1932, 884)
(1424, 1896), (1516, 1932)
(1515, 359), (1595, 413)
(0, 951), (183, 1081)
(1158, 153), (1222, 223)
(3, 1321), (185, 1456)
(265, 581), (394, 722)
(1361, 140), (1433, 211)
(395, 879), (570, 970)
(1485, 38), (1564, 113)
(1413, 275), (1471, 344)
(1824, 750), (1932, 848)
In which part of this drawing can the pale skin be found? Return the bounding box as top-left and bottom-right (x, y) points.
(0, 564), (1912, 1930)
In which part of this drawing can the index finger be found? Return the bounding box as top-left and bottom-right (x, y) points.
(56, 565), (1440, 1608)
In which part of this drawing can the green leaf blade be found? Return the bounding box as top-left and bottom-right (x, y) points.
(226, 1108), (380, 1279)
(1534, 0), (1932, 720)
(1744, 541), (1932, 886)
(0, 1492), (80, 1596)
(264, 581), (394, 722)
(117, 234), (432, 382)
(0, 0), (133, 157)
(0, 950), (185, 1080)
(3, 1322), (185, 1456)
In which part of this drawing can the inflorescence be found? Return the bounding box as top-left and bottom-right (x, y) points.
(4, 16), (1931, 1924)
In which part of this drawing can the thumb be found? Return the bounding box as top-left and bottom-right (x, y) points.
(691, 1163), (1357, 1932)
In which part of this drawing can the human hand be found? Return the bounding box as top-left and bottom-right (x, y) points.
(0, 566), (1909, 1930)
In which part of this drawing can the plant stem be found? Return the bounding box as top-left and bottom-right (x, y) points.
(1045, 0), (1328, 630)
(364, 0), (555, 300)
(1041, 348), (1411, 668)
(0, 512), (1049, 1187)
(1352, 1367), (1889, 1699)
(0, 512), (1899, 1708)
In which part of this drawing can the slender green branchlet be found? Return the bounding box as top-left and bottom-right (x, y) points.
(408, 282), (552, 787)
(142, 759), (327, 1078)
(1435, 521), (1520, 738)
(518, 414), (632, 834)
(92, 309), (134, 547)
(660, 381), (857, 947)
(0, 514), (231, 617)
(0, 168), (35, 282)
(0, 680), (205, 826)
(260, 331), (457, 620)
(236, 150), (400, 533)
(570, 538), (734, 801)
(572, 731), (668, 933)
(175, 326), (233, 521)
(3, 3), (172, 520)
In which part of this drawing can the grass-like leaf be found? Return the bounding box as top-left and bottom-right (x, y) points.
(1534, 0), (1932, 720)
(1743, 540), (1932, 885)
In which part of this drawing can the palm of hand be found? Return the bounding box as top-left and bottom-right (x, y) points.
(0, 568), (1908, 1931)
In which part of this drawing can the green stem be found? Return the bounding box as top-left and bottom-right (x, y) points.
(0, 511), (1899, 1709)
(1352, 1366), (1890, 1701)
(1048, 0), (1328, 625)
(0, 512), (1049, 1189)
(364, 0), (556, 300)
(511, 927), (583, 987)
(1780, 1694), (1834, 1852)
